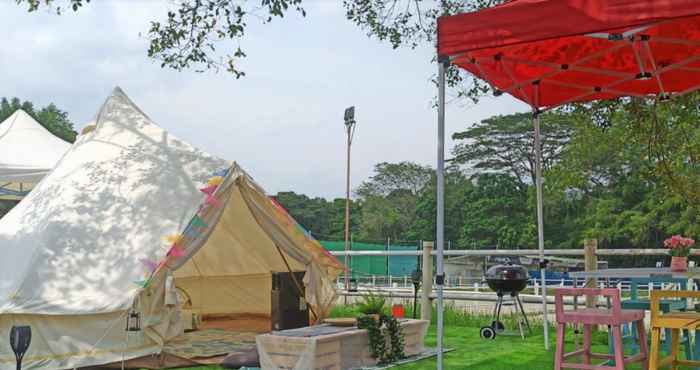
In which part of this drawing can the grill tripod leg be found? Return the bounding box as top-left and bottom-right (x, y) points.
(494, 294), (504, 331)
(492, 294), (500, 322)
(515, 295), (531, 332)
(512, 295), (525, 339)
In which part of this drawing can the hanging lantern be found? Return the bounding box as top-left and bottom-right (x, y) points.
(411, 269), (422, 319)
(125, 309), (141, 332)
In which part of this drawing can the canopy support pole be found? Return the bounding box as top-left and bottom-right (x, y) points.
(436, 56), (448, 370)
(532, 105), (549, 350)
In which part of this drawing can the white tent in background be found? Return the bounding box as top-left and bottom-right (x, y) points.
(0, 110), (71, 200)
(0, 88), (342, 370)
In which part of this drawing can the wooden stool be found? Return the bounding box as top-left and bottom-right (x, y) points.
(554, 288), (648, 370)
(619, 278), (691, 357)
(649, 290), (700, 370)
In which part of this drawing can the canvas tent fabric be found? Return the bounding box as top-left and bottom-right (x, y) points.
(0, 88), (342, 370)
(437, 0), (700, 108)
(0, 110), (71, 199)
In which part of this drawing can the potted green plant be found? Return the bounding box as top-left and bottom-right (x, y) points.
(665, 235), (695, 272)
(357, 292), (387, 321)
(355, 293), (406, 365)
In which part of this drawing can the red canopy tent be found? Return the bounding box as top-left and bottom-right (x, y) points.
(435, 1), (700, 366)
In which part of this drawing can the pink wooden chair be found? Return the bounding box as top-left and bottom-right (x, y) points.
(554, 288), (648, 370)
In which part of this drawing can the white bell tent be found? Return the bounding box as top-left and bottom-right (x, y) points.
(0, 88), (342, 370)
(0, 110), (71, 200)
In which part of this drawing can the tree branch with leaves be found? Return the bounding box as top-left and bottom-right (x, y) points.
(18, 0), (305, 78)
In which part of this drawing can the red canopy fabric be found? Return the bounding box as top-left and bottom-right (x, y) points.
(437, 0), (700, 108)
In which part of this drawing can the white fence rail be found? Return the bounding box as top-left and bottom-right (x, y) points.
(329, 248), (700, 256)
(335, 275), (698, 295)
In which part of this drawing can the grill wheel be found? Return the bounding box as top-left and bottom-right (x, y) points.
(480, 326), (496, 340)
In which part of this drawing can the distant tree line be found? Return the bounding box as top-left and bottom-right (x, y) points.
(2, 92), (698, 253)
(277, 93), (700, 251)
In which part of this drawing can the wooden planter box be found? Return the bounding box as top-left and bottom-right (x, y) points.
(256, 319), (429, 370)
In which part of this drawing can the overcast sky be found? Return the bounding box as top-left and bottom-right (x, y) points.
(0, 1), (528, 199)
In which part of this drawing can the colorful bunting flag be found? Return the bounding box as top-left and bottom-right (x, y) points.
(206, 195), (221, 208)
(200, 185), (218, 196)
(133, 279), (148, 288)
(184, 227), (199, 238)
(168, 245), (186, 257)
(164, 234), (183, 245)
(140, 258), (159, 272)
(191, 215), (208, 229)
(207, 176), (224, 186)
(213, 168), (229, 177)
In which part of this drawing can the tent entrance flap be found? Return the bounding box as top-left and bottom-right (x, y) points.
(273, 242), (318, 321)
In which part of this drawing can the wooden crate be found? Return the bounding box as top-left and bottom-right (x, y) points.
(257, 334), (341, 369)
(256, 319), (429, 370)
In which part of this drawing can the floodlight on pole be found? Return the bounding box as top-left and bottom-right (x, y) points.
(343, 106), (356, 304)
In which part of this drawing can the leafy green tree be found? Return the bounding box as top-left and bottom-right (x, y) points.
(35, 104), (77, 143)
(409, 167), (476, 244)
(356, 162), (433, 241)
(620, 94), (700, 208)
(273, 191), (361, 240)
(328, 198), (363, 240)
(451, 112), (573, 188)
(19, 0), (305, 78)
(17, 0), (499, 90)
(344, 0), (505, 102)
(457, 173), (533, 249)
(550, 96), (700, 247)
(356, 161), (433, 198)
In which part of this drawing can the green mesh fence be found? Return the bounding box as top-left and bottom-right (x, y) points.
(320, 240), (419, 278)
(388, 244), (419, 276)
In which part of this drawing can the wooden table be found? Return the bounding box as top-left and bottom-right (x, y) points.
(568, 268), (700, 309)
(256, 319), (429, 370)
(570, 268), (700, 281)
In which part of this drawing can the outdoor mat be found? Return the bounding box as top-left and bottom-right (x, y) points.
(163, 329), (257, 359)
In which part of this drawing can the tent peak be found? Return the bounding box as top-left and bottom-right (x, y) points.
(96, 86), (152, 126)
(11, 109), (30, 116)
(111, 86), (125, 95)
(3, 109), (35, 123)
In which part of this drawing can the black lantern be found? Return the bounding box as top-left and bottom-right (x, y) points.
(10, 325), (31, 370)
(411, 269), (422, 319)
(348, 278), (358, 292)
(125, 309), (141, 332)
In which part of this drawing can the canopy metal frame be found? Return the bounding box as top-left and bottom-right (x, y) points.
(435, 12), (700, 370)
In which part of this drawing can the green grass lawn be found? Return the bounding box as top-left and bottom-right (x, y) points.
(168, 303), (674, 370)
(173, 324), (656, 370)
(399, 324), (636, 370)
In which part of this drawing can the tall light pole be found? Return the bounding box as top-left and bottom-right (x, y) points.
(343, 106), (356, 304)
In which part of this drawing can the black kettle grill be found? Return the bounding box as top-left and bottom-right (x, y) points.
(480, 263), (531, 340)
